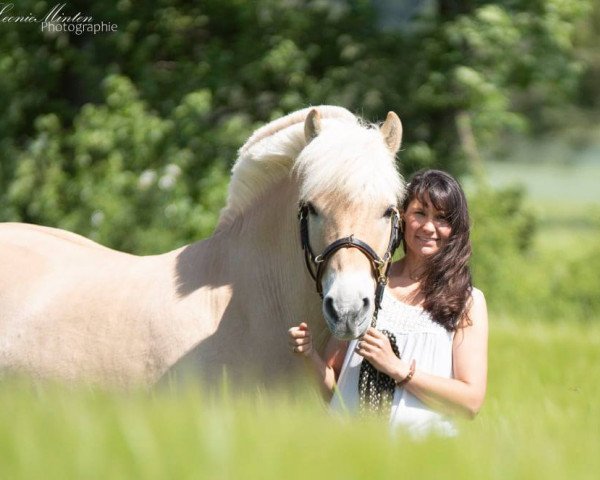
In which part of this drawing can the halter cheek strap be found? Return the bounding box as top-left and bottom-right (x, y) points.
(298, 202), (400, 316)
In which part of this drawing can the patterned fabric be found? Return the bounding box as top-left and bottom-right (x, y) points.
(358, 329), (400, 415)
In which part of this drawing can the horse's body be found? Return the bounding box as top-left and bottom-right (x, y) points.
(0, 106), (403, 387)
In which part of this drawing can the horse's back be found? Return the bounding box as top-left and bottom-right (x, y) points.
(0, 220), (141, 299)
(1, 221), (123, 311)
(0, 222), (127, 295)
(0, 223), (171, 384)
(0, 222), (121, 255)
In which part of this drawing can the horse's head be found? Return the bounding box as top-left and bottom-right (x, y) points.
(294, 109), (405, 339)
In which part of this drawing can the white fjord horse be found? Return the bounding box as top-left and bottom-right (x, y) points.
(0, 106), (404, 387)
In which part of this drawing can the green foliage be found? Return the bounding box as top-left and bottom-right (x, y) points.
(394, 0), (590, 172)
(546, 240), (600, 321)
(573, 0), (600, 110)
(1, 0), (591, 182)
(4, 75), (233, 253)
(469, 183), (536, 304)
(468, 177), (600, 322)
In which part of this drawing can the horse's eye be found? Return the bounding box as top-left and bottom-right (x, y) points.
(307, 202), (317, 216)
(382, 206), (395, 218)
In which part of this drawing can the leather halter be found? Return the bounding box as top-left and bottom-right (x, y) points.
(298, 202), (401, 316)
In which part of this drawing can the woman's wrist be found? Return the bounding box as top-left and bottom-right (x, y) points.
(302, 348), (320, 364)
(392, 359), (413, 384)
(395, 359), (416, 386)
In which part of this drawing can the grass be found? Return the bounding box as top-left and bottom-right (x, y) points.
(1, 317), (599, 479)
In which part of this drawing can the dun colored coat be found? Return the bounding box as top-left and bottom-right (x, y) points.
(0, 106), (404, 387)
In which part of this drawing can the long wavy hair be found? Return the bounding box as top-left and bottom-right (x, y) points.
(401, 169), (472, 331)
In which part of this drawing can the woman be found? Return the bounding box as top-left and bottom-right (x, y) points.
(288, 169), (488, 436)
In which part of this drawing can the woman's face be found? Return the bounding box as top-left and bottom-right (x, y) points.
(402, 193), (452, 257)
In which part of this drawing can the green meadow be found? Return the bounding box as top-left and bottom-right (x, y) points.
(0, 317), (598, 479)
(1, 157), (599, 479)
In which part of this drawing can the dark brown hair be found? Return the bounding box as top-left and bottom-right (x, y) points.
(401, 169), (472, 331)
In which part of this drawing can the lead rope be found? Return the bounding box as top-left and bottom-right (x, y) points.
(358, 313), (401, 416)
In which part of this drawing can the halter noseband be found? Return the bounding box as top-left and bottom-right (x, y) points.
(298, 202), (401, 315)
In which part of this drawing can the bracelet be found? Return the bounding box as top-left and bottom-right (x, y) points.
(396, 359), (416, 387)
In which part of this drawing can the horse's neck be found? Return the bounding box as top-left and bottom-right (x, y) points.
(175, 179), (323, 341)
(223, 180), (322, 330)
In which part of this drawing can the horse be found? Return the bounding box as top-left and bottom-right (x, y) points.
(0, 106), (405, 388)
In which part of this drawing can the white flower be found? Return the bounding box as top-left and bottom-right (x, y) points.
(91, 210), (105, 227)
(159, 175), (176, 190)
(164, 164), (182, 178)
(165, 204), (178, 218)
(158, 164), (182, 190)
(138, 169), (157, 190)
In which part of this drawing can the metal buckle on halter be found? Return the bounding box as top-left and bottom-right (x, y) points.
(376, 260), (389, 285)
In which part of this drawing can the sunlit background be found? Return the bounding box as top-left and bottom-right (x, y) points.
(0, 1), (598, 478)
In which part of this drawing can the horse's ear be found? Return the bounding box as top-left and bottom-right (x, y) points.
(380, 111), (403, 154)
(304, 109), (321, 143)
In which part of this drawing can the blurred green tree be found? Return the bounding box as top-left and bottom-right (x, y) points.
(0, 0), (591, 254)
(5, 76), (233, 253)
(574, 0), (600, 111)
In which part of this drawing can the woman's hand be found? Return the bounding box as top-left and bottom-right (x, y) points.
(288, 322), (313, 357)
(356, 327), (404, 379)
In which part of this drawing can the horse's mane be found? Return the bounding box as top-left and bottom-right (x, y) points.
(218, 106), (403, 226)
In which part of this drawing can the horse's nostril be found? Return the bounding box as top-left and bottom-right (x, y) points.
(324, 296), (339, 321)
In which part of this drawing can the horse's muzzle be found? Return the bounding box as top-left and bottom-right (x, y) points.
(322, 290), (373, 339)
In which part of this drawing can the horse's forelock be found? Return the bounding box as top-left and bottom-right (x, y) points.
(218, 107), (403, 226)
(294, 120), (404, 206)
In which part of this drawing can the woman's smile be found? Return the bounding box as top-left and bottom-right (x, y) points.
(416, 235), (438, 243)
(403, 194), (452, 257)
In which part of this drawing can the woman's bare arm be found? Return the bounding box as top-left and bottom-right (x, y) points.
(357, 288), (489, 418)
(289, 323), (349, 399)
(403, 288), (488, 417)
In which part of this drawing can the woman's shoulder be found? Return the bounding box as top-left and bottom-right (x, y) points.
(470, 286), (486, 306)
(457, 286), (487, 329)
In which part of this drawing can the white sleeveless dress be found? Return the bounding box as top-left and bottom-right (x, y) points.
(330, 289), (457, 437)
